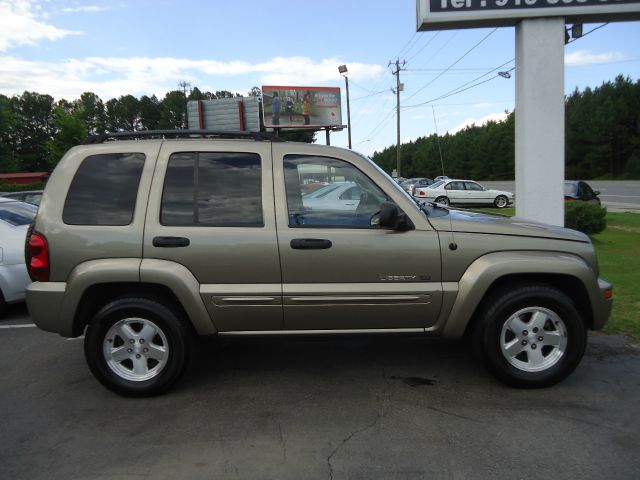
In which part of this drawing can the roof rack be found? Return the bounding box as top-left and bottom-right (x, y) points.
(84, 130), (284, 145)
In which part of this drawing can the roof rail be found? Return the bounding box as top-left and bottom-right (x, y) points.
(84, 130), (284, 144)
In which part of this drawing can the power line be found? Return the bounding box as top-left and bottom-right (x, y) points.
(395, 32), (419, 59)
(566, 22), (609, 44)
(406, 31), (441, 63)
(405, 28), (499, 102)
(403, 66), (515, 110)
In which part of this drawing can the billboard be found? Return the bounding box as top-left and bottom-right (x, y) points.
(262, 86), (343, 129)
(417, 0), (640, 31)
(187, 97), (260, 132)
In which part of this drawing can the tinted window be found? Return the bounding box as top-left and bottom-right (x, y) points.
(284, 155), (388, 228)
(63, 153), (145, 225)
(161, 152), (263, 227)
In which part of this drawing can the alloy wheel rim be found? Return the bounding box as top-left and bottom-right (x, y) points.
(103, 318), (169, 381)
(500, 306), (568, 373)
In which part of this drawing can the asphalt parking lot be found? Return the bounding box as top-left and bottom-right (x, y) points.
(1, 304), (639, 480)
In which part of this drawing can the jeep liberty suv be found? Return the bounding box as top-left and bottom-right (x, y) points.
(25, 131), (613, 396)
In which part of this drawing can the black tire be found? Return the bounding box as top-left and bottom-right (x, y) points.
(0, 290), (6, 318)
(494, 195), (509, 208)
(435, 196), (450, 206)
(474, 284), (586, 388)
(84, 297), (192, 397)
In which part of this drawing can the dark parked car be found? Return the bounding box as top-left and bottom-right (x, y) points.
(564, 181), (601, 206)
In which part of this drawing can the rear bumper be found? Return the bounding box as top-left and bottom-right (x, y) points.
(25, 282), (69, 336)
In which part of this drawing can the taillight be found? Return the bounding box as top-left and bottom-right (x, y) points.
(419, 191), (425, 196)
(27, 232), (50, 282)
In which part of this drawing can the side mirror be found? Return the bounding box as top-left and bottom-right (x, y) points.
(594, 191), (601, 196)
(379, 202), (412, 230)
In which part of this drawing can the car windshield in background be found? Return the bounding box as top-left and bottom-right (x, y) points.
(564, 182), (578, 195)
(0, 201), (37, 226)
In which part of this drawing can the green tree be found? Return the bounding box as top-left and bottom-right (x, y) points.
(106, 95), (140, 131)
(158, 90), (186, 129)
(46, 105), (88, 166)
(13, 92), (55, 171)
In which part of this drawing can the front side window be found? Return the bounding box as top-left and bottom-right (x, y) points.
(284, 155), (388, 228)
(63, 153), (145, 226)
(161, 152), (263, 227)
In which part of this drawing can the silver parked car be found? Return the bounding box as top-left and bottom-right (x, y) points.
(414, 179), (514, 208)
(0, 198), (37, 316)
(0, 190), (43, 206)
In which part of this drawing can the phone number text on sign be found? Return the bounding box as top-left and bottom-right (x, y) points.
(432, 0), (640, 11)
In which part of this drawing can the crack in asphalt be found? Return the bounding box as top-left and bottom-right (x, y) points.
(326, 370), (394, 480)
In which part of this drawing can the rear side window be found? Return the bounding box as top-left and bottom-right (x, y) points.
(161, 152), (263, 227)
(63, 153), (145, 226)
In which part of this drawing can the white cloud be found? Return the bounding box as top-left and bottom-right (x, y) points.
(449, 112), (508, 134)
(0, 0), (80, 52)
(0, 54), (383, 101)
(565, 49), (628, 67)
(62, 5), (109, 13)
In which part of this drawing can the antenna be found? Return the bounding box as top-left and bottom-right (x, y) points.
(431, 106), (457, 251)
(431, 106), (446, 178)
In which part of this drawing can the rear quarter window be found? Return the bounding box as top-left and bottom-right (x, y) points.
(63, 153), (146, 225)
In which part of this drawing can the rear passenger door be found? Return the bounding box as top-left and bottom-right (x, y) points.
(144, 141), (282, 332)
(444, 181), (466, 204)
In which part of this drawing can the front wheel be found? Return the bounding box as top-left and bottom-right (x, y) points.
(494, 195), (509, 208)
(84, 297), (192, 396)
(475, 284), (586, 388)
(435, 196), (450, 207)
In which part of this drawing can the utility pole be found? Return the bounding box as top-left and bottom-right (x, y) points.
(178, 81), (191, 129)
(390, 59), (405, 178)
(178, 80), (191, 96)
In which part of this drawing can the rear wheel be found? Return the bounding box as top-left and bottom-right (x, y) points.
(475, 284), (586, 388)
(435, 196), (450, 207)
(84, 297), (192, 396)
(0, 290), (6, 318)
(494, 195), (509, 208)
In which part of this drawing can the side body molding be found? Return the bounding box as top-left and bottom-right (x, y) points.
(140, 258), (217, 335)
(439, 251), (607, 340)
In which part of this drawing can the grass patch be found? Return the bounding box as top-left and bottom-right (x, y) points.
(592, 213), (640, 337)
(468, 208), (640, 337)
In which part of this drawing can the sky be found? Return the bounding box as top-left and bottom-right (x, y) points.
(0, 0), (638, 157)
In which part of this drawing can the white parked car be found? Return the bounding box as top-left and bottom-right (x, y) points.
(413, 179), (514, 208)
(302, 182), (364, 211)
(0, 198), (37, 316)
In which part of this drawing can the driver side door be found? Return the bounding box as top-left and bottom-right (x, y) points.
(272, 146), (443, 331)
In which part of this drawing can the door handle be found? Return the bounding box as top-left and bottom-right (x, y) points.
(290, 238), (332, 250)
(152, 236), (190, 248)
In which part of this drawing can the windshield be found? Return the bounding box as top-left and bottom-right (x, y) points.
(429, 180), (445, 189)
(0, 200), (37, 226)
(564, 182), (578, 195)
